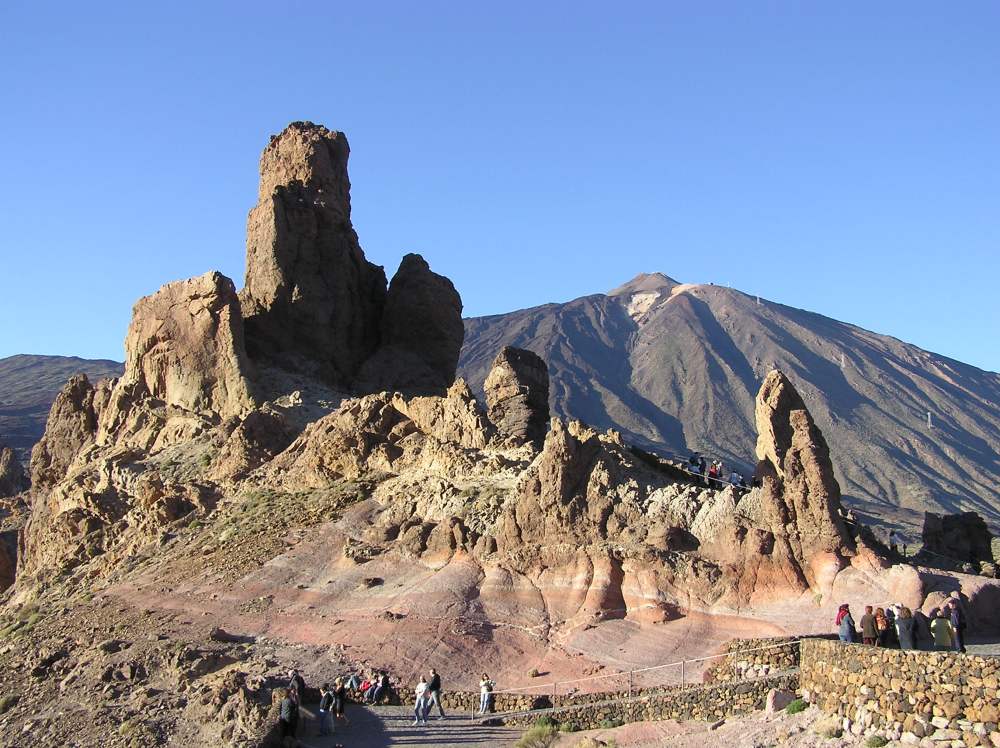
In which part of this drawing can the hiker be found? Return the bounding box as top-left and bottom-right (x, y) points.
(836, 603), (856, 642)
(884, 606), (899, 648)
(288, 669), (306, 697)
(889, 530), (899, 555)
(698, 456), (707, 477)
(278, 688), (299, 740)
(948, 599), (967, 653)
(895, 606), (915, 650)
(333, 677), (347, 724)
(688, 453), (700, 472)
(860, 605), (877, 645)
(930, 609), (955, 651)
(729, 470), (742, 486)
(412, 675), (428, 726)
(478, 673), (495, 715)
(425, 667), (445, 720)
(707, 461), (720, 482)
(318, 683), (335, 736)
(874, 607), (890, 647)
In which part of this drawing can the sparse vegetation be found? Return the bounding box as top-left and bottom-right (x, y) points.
(0, 695), (18, 714)
(528, 667), (540, 678)
(559, 721), (580, 732)
(599, 717), (624, 728)
(515, 722), (559, 748)
(785, 698), (807, 714)
(865, 737), (888, 748)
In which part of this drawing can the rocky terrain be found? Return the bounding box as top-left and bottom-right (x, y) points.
(460, 273), (1000, 535)
(0, 122), (997, 747)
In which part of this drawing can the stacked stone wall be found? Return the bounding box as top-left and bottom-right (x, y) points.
(707, 636), (801, 682)
(800, 638), (1000, 746)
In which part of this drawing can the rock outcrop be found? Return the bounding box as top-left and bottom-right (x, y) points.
(484, 346), (550, 448)
(920, 511), (994, 567)
(355, 254), (464, 393)
(750, 370), (853, 588)
(122, 272), (256, 421)
(29, 374), (100, 489)
(0, 443), (28, 496)
(239, 122), (387, 384)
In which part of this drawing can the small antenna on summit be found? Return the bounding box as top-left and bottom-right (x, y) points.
(927, 411), (933, 429)
(756, 295), (760, 306)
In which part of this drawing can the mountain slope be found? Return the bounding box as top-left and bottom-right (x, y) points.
(0, 354), (124, 459)
(459, 273), (1000, 531)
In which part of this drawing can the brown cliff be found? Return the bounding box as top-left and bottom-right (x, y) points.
(484, 346), (550, 448)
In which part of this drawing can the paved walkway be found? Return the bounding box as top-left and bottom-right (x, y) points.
(294, 703), (522, 748)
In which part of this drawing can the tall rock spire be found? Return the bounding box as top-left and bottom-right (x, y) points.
(239, 121), (387, 384)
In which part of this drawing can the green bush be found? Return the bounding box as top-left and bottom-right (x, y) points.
(785, 698), (807, 714)
(865, 737), (888, 748)
(515, 723), (558, 748)
(560, 721), (580, 732)
(599, 718), (624, 728)
(533, 715), (557, 728)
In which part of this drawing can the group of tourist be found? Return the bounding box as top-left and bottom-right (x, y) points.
(836, 598), (967, 652)
(686, 454), (755, 489)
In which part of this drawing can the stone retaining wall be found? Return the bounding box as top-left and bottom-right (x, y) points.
(707, 636), (801, 682)
(491, 674), (798, 730)
(800, 638), (1000, 746)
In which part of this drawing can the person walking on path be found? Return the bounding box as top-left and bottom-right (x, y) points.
(424, 668), (445, 720)
(860, 606), (877, 645)
(948, 599), (967, 653)
(930, 609), (955, 651)
(318, 683), (335, 737)
(412, 675), (429, 726)
(836, 604), (856, 642)
(478, 673), (495, 715)
(895, 607), (915, 650)
(278, 688), (298, 741)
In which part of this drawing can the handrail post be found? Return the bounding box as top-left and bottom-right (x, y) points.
(681, 659), (686, 686)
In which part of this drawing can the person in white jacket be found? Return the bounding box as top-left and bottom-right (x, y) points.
(412, 675), (429, 726)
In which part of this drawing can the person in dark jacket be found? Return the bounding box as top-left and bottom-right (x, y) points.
(333, 677), (347, 724)
(318, 683), (334, 736)
(860, 606), (877, 645)
(424, 668), (445, 720)
(912, 609), (932, 650)
(948, 599), (967, 653)
(278, 688), (298, 739)
(288, 669), (306, 697)
(895, 606), (915, 650)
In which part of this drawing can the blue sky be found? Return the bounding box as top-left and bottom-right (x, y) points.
(1, 2), (998, 371)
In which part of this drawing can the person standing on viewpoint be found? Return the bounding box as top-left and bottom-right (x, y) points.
(860, 605), (877, 645)
(424, 667), (445, 720)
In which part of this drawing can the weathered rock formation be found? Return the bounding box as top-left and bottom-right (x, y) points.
(355, 254), (464, 393)
(751, 370), (853, 585)
(239, 122), (387, 384)
(122, 271), (256, 421)
(484, 346), (550, 448)
(29, 374), (100, 489)
(0, 443), (28, 497)
(920, 511), (994, 567)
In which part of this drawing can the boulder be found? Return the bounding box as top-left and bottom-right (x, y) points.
(0, 443), (29, 496)
(121, 271), (256, 421)
(239, 121), (387, 383)
(355, 254), (464, 393)
(484, 346), (550, 448)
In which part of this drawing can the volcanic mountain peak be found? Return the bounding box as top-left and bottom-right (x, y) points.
(607, 271), (680, 297)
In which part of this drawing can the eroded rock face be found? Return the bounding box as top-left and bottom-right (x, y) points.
(484, 346), (550, 448)
(0, 444), (28, 497)
(239, 122), (387, 383)
(29, 374), (100, 489)
(123, 271), (256, 421)
(752, 370), (853, 587)
(355, 254), (464, 393)
(921, 511), (994, 566)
